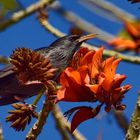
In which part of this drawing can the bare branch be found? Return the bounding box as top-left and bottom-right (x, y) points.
(113, 110), (129, 134)
(26, 96), (53, 140)
(79, 0), (137, 21)
(52, 105), (87, 140)
(125, 94), (140, 140)
(0, 0), (55, 31)
(54, 6), (115, 42)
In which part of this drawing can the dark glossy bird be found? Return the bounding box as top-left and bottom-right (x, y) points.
(0, 34), (96, 106)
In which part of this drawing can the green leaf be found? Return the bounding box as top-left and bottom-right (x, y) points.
(0, 0), (22, 19)
(118, 20), (140, 40)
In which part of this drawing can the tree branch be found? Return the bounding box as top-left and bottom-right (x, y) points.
(52, 105), (71, 140)
(79, 0), (137, 21)
(113, 110), (129, 134)
(26, 96), (53, 140)
(0, 0), (55, 31)
(125, 94), (140, 140)
(38, 18), (140, 65)
(54, 6), (115, 42)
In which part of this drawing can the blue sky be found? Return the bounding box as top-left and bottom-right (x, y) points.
(0, 0), (140, 140)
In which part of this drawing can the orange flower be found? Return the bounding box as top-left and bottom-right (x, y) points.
(57, 47), (131, 108)
(89, 56), (132, 112)
(57, 47), (131, 131)
(64, 105), (102, 132)
(109, 21), (140, 52)
(109, 38), (137, 51)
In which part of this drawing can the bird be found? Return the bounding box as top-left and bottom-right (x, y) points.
(0, 34), (96, 106)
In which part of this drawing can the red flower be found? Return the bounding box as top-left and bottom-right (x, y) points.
(64, 105), (102, 132)
(109, 38), (137, 51)
(57, 47), (131, 132)
(109, 21), (140, 53)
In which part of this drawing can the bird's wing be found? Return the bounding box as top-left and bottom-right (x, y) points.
(0, 64), (45, 105)
(0, 82), (44, 106)
(0, 64), (14, 78)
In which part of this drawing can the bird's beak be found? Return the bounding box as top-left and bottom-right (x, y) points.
(77, 34), (97, 43)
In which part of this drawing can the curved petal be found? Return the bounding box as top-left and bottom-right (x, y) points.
(71, 47), (89, 68)
(71, 107), (95, 132)
(124, 21), (139, 38)
(103, 57), (114, 77)
(109, 38), (137, 50)
(91, 47), (104, 78)
(60, 68), (81, 86)
(111, 58), (121, 75)
(113, 74), (126, 88)
(80, 50), (95, 66)
(86, 84), (99, 94)
(78, 65), (90, 84)
(102, 75), (113, 92)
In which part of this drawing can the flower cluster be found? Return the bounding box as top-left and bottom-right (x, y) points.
(6, 103), (38, 131)
(57, 47), (131, 132)
(7, 48), (58, 131)
(10, 48), (57, 84)
(109, 21), (140, 53)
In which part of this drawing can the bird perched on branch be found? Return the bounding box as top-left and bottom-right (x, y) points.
(0, 34), (96, 106)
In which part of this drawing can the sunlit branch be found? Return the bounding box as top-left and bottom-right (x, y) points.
(125, 94), (140, 140)
(52, 105), (87, 140)
(0, 0), (55, 31)
(26, 95), (53, 140)
(32, 87), (46, 106)
(79, 0), (137, 21)
(54, 6), (115, 42)
(52, 105), (71, 140)
(113, 110), (129, 134)
(38, 18), (140, 65)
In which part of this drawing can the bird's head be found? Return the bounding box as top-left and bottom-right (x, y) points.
(49, 34), (97, 50)
(65, 33), (97, 53)
(68, 34), (97, 44)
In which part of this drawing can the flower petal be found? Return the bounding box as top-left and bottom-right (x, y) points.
(71, 107), (96, 132)
(111, 58), (121, 76)
(80, 50), (95, 66)
(91, 47), (104, 78)
(124, 21), (139, 38)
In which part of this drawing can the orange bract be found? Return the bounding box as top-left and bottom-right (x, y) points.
(57, 47), (131, 132)
(109, 38), (137, 51)
(109, 21), (140, 52)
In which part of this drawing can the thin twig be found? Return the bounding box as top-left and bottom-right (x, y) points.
(125, 94), (140, 140)
(54, 6), (115, 42)
(113, 110), (129, 134)
(0, 0), (55, 31)
(79, 0), (137, 21)
(32, 87), (46, 106)
(38, 18), (140, 65)
(52, 105), (70, 140)
(52, 105), (87, 140)
(26, 80), (57, 140)
(26, 95), (53, 140)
